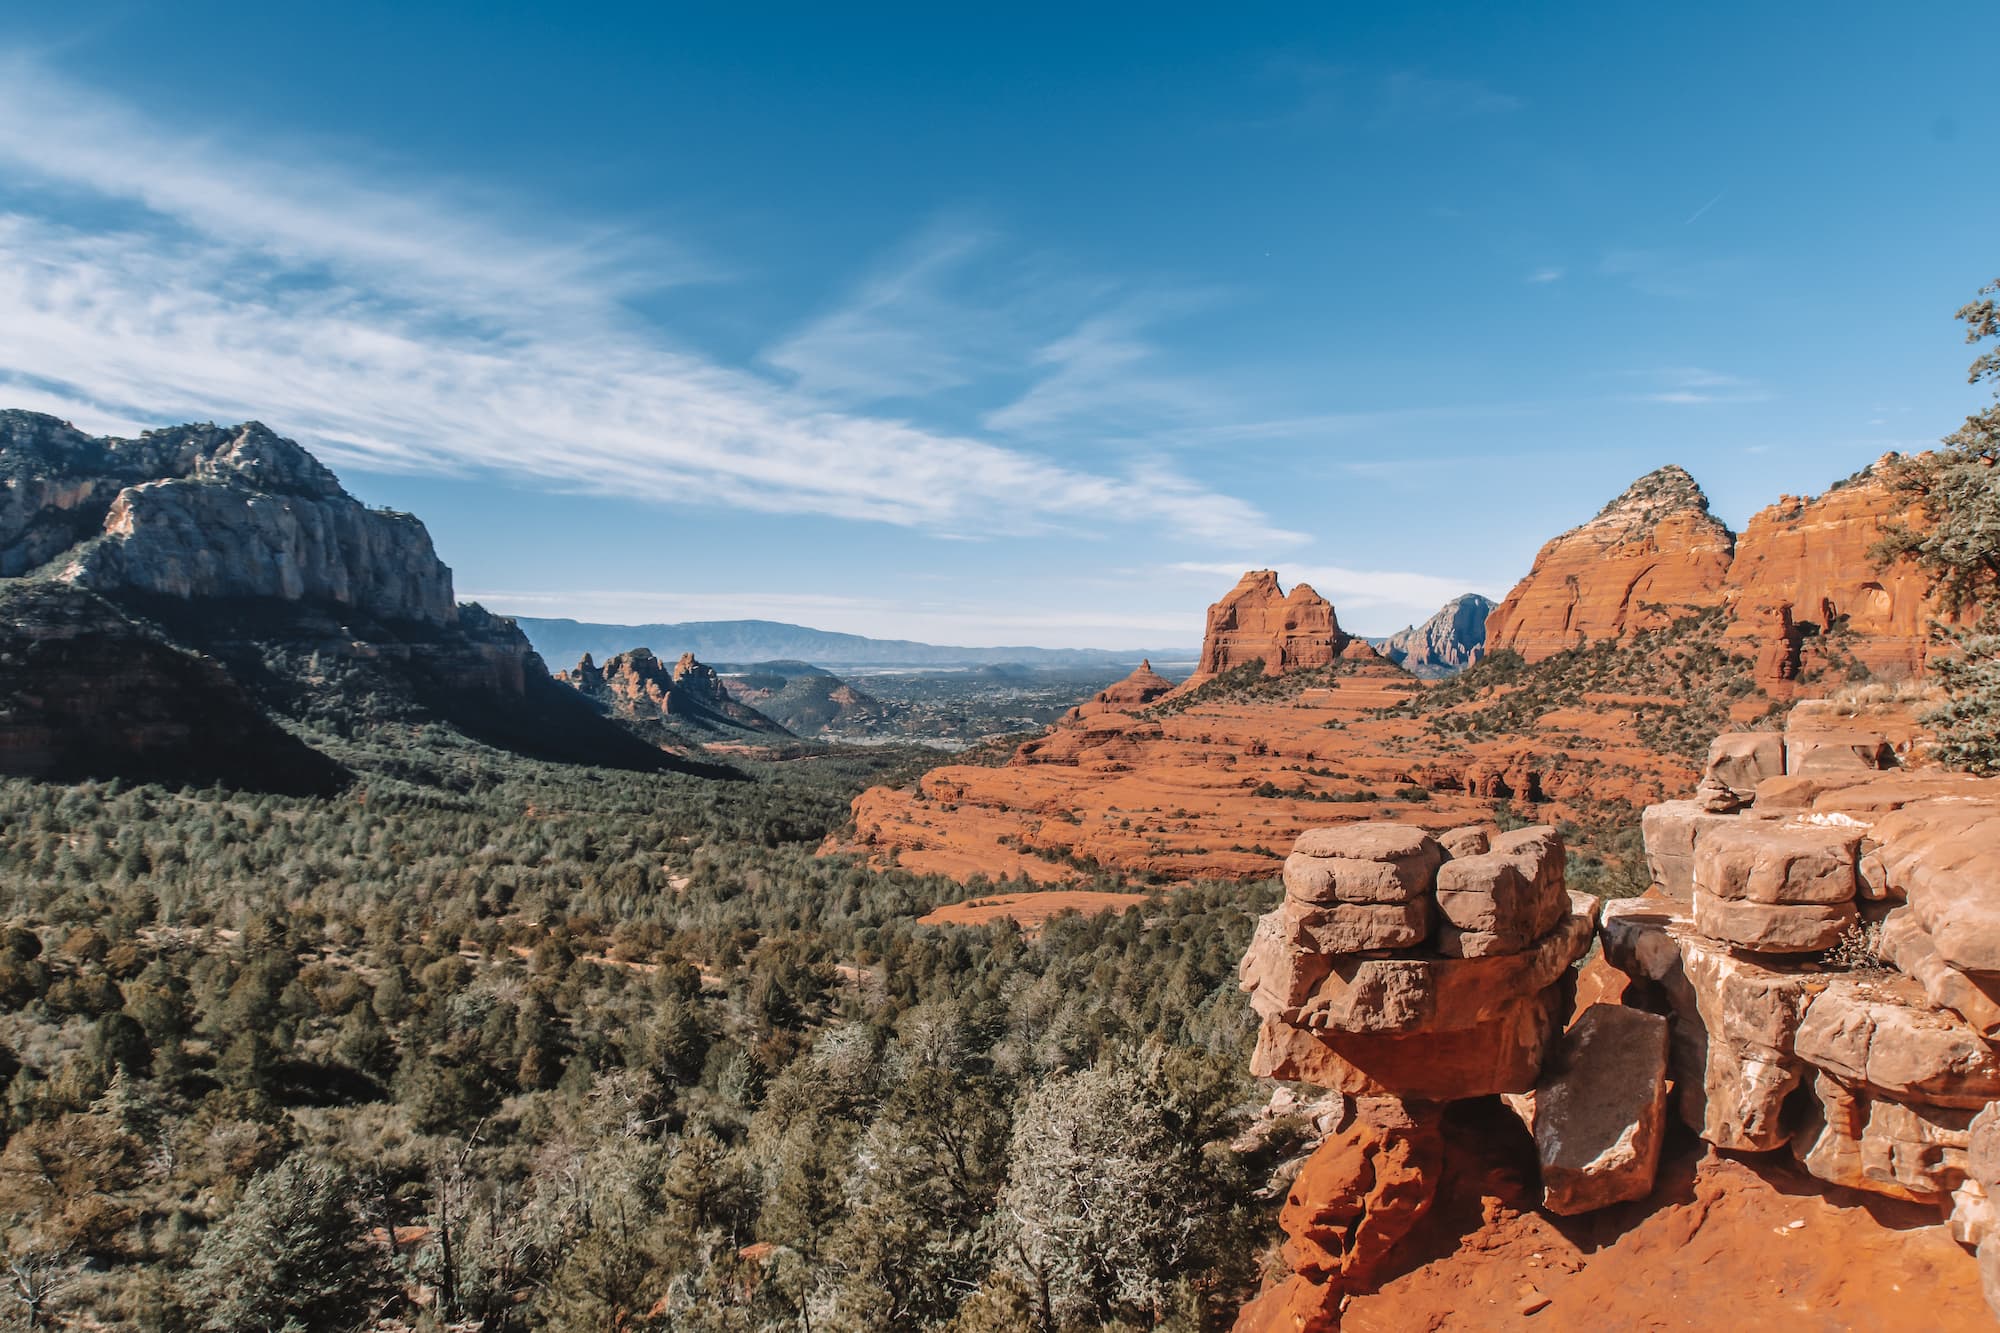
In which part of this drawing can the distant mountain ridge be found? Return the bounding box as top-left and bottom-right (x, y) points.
(1377, 593), (1494, 678)
(514, 615), (1193, 670)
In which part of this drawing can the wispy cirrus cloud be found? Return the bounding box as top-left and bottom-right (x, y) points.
(0, 53), (1300, 548)
(764, 221), (1229, 437)
(1629, 366), (1769, 406)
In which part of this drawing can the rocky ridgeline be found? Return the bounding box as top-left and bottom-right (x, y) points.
(3, 412), (453, 623)
(557, 648), (789, 737)
(1232, 701), (2000, 1328)
(0, 410), (699, 783)
(1484, 459), (1952, 684)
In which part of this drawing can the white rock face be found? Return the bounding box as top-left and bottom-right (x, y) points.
(0, 412), (456, 625)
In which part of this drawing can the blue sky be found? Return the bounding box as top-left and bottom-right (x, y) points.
(0, 3), (1993, 646)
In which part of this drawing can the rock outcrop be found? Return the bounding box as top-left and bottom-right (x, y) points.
(1378, 594), (1492, 678)
(1592, 703), (2000, 1319)
(1484, 466), (1736, 660)
(1721, 462), (1946, 680)
(558, 649), (789, 737)
(1191, 571), (1347, 681)
(1240, 822), (1596, 1101)
(0, 410), (714, 785)
(1485, 457), (1956, 687)
(2, 413), (454, 623)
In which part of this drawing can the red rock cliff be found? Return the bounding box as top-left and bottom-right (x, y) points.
(1195, 570), (1348, 679)
(1722, 459), (1948, 680)
(1487, 457), (1954, 683)
(1484, 465), (1735, 660)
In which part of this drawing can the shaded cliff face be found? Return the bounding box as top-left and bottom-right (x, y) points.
(1380, 594), (1493, 678)
(558, 649), (789, 737)
(1486, 458), (1951, 684)
(0, 582), (345, 794)
(1484, 466), (1736, 660)
(1194, 571), (1347, 679)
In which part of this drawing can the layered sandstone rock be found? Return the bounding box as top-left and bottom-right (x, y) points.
(1192, 570), (1347, 680)
(1721, 460), (1946, 679)
(1485, 456), (1955, 684)
(1483, 465), (1735, 660)
(1605, 710), (2000, 1320)
(1240, 822), (1594, 1101)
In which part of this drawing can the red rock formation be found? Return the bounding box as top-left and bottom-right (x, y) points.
(1193, 571), (1347, 680)
(1488, 456), (1959, 684)
(1722, 459), (1951, 680)
(557, 648), (787, 735)
(1484, 466), (1735, 660)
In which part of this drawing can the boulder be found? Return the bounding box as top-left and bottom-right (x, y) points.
(1879, 909), (2000, 1038)
(1793, 977), (2000, 1108)
(1866, 801), (2000, 977)
(1435, 844), (1566, 947)
(1292, 822), (1443, 871)
(1692, 890), (1856, 953)
(1522, 1005), (1671, 1215)
(1704, 731), (1786, 801)
(1283, 852), (1430, 905)
(1642, 800), (1760, 897)
(1437, 824), (1492, 858)
(1283, 896), (1435, 954)
(1691, 821), (1862, 905)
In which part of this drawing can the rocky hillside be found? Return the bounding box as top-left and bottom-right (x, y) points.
(844, 570), (1712, 888)
(0, 410), (712, 787)
(1487, 457), (1952, 685)
(722, 660), (894, 736)
(1378, 593), (1493, 678)
(556, 649), (790, 738)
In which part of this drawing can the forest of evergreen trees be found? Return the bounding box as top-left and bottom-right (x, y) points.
(0, 721), (1290, 1330)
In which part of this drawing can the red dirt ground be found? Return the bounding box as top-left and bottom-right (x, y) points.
(1335, 1101), (1988, 1332)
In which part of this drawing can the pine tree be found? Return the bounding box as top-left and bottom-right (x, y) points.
(176, 1155), (380, 1332)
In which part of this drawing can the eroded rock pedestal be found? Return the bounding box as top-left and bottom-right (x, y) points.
(1235, 821), (1607, 1328)
(1241, 822), (1596, 1102)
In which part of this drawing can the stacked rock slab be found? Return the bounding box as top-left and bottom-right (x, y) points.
(1240, 821), (1597, 1102)
(1610, 704), (2000, 1317)
(1236, 821), (1599, 1331)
